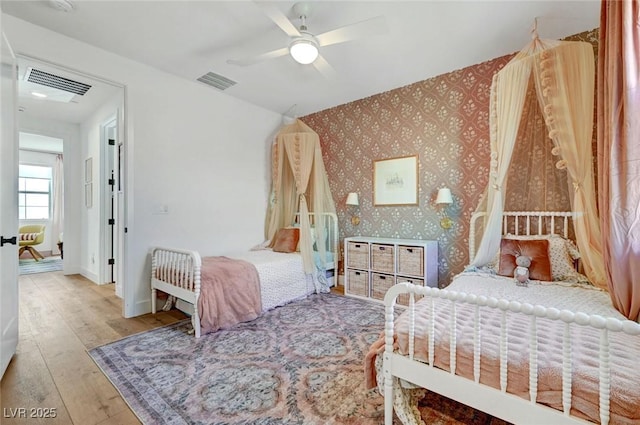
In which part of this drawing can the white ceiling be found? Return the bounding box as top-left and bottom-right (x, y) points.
(1, 0), (600, 119)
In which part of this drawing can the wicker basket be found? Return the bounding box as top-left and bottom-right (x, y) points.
(396, 276), (425, 306)
(398, 245), (424, 276)
(347, 242), (369, 269)
(371, 244), (394, 273)
(371, 273), (394, 301)
(347, 269), (369, 297)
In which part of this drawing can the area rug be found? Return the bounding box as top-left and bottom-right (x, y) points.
(89, 293), (508, 425)
(18, 256), (63, 275)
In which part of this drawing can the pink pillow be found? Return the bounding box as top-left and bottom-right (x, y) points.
(498, 239), (552, 282)
(271, 228), (300, 253)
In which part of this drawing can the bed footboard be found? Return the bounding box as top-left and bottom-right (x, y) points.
(382, 282), (640, 425)
(150, 247), (202, 337)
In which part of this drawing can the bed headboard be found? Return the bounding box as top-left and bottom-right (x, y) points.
(469, 211), (575, 260)
(295, 211), (339, 258)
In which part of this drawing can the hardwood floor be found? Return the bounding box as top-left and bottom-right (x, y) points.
(1, 271), (187, 425)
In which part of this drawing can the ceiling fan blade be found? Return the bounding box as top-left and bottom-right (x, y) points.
(255, 2), (300, 37)
(316, 15), (387, 47)
(313, 55), (337, 80)
(227, 46), (290, 66)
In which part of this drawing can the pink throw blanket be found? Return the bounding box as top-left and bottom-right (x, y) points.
(198, 256), (261, 335)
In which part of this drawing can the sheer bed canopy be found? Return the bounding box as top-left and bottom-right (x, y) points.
(470, 29), (607, 292)
(265, 119), (337, 292)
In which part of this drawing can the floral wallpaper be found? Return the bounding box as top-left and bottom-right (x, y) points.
(303, 29), (599, 287)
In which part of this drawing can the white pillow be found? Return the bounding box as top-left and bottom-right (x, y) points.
(487, 234), (588, 283)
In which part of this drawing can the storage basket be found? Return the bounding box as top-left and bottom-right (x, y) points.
(398, 245), (424, 276)
(371, 244), (394, 273)
(347, 269), (369, 297)
(347, 242), (369, 269)
(396, 276), (425, 306)
(371, 273), (394, 301)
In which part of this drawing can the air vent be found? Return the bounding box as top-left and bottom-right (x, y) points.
(25, 68), (91, 95)
(197, 72), (236, 91)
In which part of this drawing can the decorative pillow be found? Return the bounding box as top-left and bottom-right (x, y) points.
(271, 228), (300, 253)
(498, 239), (552, 281)
(502, 234), (587, 282)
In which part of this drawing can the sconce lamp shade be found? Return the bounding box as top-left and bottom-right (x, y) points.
(435, 188), (453, 205)
(346, 192), (359, 206)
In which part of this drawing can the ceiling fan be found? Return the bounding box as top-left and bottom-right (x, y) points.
(227, 1), (387, 78)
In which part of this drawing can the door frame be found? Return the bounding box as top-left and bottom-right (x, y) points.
(13, 53), (130, 315)
(100, 115), (120, 294)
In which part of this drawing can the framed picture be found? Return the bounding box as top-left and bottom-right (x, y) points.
(85, 157), (93, 183)
(373, 155), (418, 206)
(85, 182), (93, 208)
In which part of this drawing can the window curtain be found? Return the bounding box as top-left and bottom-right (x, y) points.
(597, 0), (640, 321)
(51, 154), (63, 256)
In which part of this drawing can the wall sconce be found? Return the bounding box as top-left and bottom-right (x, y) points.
(435, 188), (453, 229)
(346, 192), (360, 225)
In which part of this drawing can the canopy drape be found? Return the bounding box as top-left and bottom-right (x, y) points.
(597, 0), (640, 321)
(265, 119), (337, 292)
(470, 36), (607, 291)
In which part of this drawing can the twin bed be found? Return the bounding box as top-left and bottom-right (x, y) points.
(369, 211), (640, 425)
(151, 209), (639, 424)
(150, 212), (338, 337)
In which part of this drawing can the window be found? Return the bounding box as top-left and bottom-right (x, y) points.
(19, 164), (52, 220)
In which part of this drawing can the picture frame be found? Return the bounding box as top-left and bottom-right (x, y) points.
(373, 155), (418, 206)
(85, 182), (93, 208)
(85, 157), (93, 183)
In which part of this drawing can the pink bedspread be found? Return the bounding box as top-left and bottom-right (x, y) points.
(198, 256), (261, 335)
(365, 277), (640, 424)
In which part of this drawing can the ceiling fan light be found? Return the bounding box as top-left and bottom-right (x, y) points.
(289, 39), (319, 65)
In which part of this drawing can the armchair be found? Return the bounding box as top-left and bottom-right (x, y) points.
(19, 224), (46, 261)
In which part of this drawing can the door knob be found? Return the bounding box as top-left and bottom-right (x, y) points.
(1, 236), (17, 247)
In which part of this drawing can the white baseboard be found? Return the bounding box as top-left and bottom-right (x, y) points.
(80, 268), (99, 284)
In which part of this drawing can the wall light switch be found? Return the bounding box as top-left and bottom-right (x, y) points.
(153, 204), (169, 214)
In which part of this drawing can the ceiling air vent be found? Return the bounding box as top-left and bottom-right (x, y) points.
(197, 72), (236, 91)
(25, 68), (91, 95)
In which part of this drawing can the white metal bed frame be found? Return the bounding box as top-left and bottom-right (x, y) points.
(150, 212), (339, 338)
(382, 211), (640, 425)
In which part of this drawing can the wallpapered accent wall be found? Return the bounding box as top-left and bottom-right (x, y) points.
(303, 29), (598, 287)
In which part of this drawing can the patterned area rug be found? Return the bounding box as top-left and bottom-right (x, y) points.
(89, 293), (508, 425)
(19, 256), (63, 275)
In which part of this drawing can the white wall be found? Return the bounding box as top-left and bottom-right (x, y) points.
(3, 14), (281, 317)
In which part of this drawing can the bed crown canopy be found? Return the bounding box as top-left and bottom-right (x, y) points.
(265, 119), (337, 286)
(470, 33), (607, 290)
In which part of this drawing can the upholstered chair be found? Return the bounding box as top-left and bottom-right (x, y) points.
(19, 224), (46, 261)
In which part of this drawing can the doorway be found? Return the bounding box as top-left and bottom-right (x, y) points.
(15, 55), (126, 295)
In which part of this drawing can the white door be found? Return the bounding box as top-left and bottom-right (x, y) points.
(0, 32), (19, 380)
